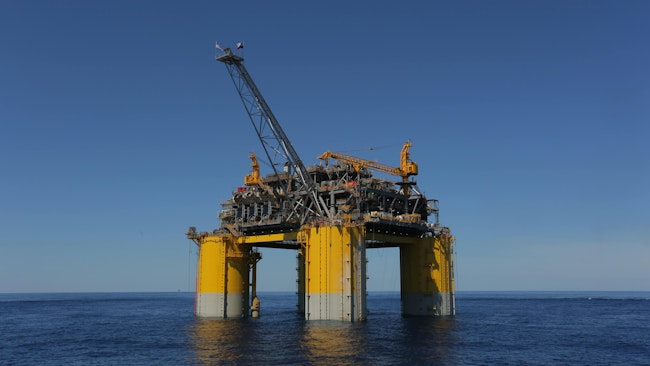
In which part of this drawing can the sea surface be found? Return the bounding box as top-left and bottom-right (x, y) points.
(1, 291), (648, 365)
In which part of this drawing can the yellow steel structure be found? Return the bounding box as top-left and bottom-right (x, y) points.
(194, 234), (252, 318)
(243, 153), (262, 186)
(190, 223), (455, 320)
(400, 234), (455, 316)
(300, 224), (367, 321)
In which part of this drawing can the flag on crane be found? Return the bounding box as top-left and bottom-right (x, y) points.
(236, 41), (244, 49)
(215, 41), (222, 50)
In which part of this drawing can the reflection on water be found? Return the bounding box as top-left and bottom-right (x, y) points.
(188, 295), (458, 365)
(190, 318), (253, 364)
(300, 322), (367, 364)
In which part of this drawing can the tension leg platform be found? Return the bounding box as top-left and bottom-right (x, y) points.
(195, 234), (251, 318)
(301, 224), (367, 321)
(400, 235), (455, 316)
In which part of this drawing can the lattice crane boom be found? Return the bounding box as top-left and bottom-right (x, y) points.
(216, 48), (330, 222)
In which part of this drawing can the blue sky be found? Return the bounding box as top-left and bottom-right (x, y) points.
(1, 1), (648, 293)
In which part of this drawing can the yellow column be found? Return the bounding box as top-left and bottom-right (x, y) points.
(195, 234), (251, 318)
(400, 234), (455, 316)
(303, 224), (367, 321)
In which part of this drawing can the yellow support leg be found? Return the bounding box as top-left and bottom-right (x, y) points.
(195, 234), (251, 318)
(303, 224), (367, 321)
(400, 235), (455, 316)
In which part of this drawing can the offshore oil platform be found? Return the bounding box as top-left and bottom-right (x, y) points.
(186, 47), (455, 321)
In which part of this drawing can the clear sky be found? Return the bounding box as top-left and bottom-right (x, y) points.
(1, 1), (648, 293)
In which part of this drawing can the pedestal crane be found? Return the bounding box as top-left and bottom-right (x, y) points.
(318, 141), (419, 194)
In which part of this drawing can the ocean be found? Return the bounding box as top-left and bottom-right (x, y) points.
(1, 291), (648, 365)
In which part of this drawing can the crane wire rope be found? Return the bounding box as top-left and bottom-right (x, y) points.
(336, 142), (402, 154)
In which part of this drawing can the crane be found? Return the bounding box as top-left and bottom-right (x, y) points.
(243, 152), (263, 186)
(318, 141), (419, 194)
(216, 48), (330, 223)
(243, 152), (275, 196)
